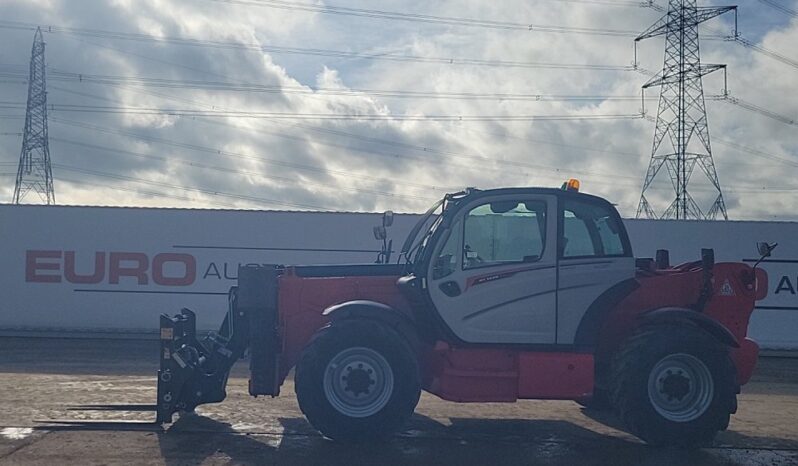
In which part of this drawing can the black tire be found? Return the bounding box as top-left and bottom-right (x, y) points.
(295, 319), (421, 442)
(610, 323), (736, 447)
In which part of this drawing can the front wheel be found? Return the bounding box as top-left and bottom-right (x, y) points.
(295, 320), (421, 442)
(611, 324), (736, 447)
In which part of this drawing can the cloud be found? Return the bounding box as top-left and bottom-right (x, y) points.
(0, 0), (795, 220)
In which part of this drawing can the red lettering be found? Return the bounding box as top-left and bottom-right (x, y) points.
(64, 251), (105, 284)
(109, 252), (149, 285)
(25, 250), (62, 283)
(25, 250), (199, 287)
(152, 253), (196, 286)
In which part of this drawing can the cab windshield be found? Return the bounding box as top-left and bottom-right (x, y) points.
(399, 189), (472, 266)
(399, 198), (444, 264)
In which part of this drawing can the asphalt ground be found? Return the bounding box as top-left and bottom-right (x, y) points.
(0, 337), (797, 465)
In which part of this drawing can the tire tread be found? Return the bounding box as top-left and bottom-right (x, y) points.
(610, 323), (736, 446)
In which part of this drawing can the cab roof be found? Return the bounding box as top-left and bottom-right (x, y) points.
(450, 186), (614, 206)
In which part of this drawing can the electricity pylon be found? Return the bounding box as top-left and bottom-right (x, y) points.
(13, 27), (55, 205)
(636, 0), (736, 220)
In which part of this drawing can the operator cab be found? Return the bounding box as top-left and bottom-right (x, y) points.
(400, 181), (635, 347)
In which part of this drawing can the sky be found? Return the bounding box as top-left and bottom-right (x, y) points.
(0, 0), (796, 220)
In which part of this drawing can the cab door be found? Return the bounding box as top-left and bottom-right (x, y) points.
(426, 194), (558, 344)
(556, 197), (635, 345)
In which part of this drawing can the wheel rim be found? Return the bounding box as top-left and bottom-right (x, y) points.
(647, 353), (714, 423)
(323, 346), (394, 418)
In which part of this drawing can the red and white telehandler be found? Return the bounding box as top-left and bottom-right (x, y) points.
(150, 182), (771, 446)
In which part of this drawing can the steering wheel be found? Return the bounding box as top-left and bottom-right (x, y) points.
(464, 244), (484, 267)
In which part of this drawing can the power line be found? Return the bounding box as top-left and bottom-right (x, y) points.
(0, 21), (633, 72)
(38, 77), (690, 189)
(38, 40), (648, 179)
(52, 163), (333, 211)
(639, 93), (798, 128)
(3, 10), (793, 73)
(725, 186), (798, 193)
(700, 24), (798, 71)
(48, 116), (795, 208)
(27, 69), (798, 174)
(67, 160), (779, 208)
(23, 30), (792, 201)
(0, 68), (650, 102)
(548, 0), (662, 8)
(51, 82), (658, 185)
(57, 174), (239, 208)
(49, 117), (458, 192)
(635, 2), (798, 71)
(206, 0), (640, 36)
(46, 79), (663, 190)
(758, 0), (798, 18)
(48, 84), (467, 184)
(716, 95), (797, 126)
(49, 115), (648, 192)
(714, 138), (798, 168)
(639, 115), (798, 171)
(0, 101), (644, 122)
(32, 10), (798, 132)
(49, 80), (507, 185)
(453, 122), (643, 159)
(51, 136), (438, 202)
(732, 35), (798, 70)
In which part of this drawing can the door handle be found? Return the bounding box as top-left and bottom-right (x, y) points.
(439, 281), (461, 297)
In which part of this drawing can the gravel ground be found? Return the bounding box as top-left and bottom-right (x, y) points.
(0, 337), (797, 465)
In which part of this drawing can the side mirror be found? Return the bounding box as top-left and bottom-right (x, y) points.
(373, 225), (387, 241)
(757, 242), (777, 258)
(383, 210), (394, 227)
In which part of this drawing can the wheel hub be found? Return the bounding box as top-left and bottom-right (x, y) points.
(342, 364), (375, 396)
(647, 353), (714, 423)
(660, 370), (691, 401)
(323, 347), (394, 418)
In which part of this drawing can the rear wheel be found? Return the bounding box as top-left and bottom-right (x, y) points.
(611, 324), (736, 447)
(295, 319), (421, 442)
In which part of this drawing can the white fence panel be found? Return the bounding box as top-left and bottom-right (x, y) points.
(1, 205), (796, 349)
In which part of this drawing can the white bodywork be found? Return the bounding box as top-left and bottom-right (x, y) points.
(424, 193), (634, 345)
(556, 256), (635, 344)
(426, 194), (560, 344)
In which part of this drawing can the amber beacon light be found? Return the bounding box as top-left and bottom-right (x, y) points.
(561, 179), (581, 192)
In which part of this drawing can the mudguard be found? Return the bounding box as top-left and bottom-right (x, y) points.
(640, 307), (740, 348)
(323, 300), (421, 351)
(574, 278), (641, 347)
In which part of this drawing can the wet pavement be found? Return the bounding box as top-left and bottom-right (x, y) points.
(1, 337), (797, 465)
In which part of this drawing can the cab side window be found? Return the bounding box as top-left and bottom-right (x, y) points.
(432, 218), (462, 280)
(562, 199), (627, 258)
(462, 200), (547, 270)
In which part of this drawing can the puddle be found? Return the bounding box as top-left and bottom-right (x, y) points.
(1, 427), (34, 440)
(231, 422), (265, 432)
(56, 381), (153, 391)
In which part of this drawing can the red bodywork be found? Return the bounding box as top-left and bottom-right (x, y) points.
(275, 262), (766, 403)
(602, 261), (766, 386)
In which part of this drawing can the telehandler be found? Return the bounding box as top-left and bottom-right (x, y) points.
(151, 181), (771, 446)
